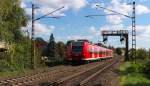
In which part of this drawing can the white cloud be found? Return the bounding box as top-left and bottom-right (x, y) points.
(89, 26), (97, 34)
(126, 25), (150, 48)
(127, 25), (150, 37)
(34, 22), (55, 35)
(37, 0), (87, 10)
(35, 0), (88, 16)
(88, 26), (102, 36)
(20, 1), (27, 8)
(21, 0), (88, 17)
(20, 1), (32, 15)
(21, 21), (55, 37)
(66, 26), (101, 42)
(93, 0), (150, 25)
(104, 0), (132, 24)
(91, 0), (131, 24)
(136, 25), (150, 49)
(87, 25), (124, 39)
(25, 8), (32, 15)
(71, 0), (88, 11)
(136, 5), (150, 15)
(136, 25), (150, 38)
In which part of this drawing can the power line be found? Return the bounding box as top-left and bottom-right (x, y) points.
(85, 14), (118, 17)
(96, 5), (132, 18)
(34, 6), (64, 21)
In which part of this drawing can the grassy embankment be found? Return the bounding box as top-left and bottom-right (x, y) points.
(120, 61), (150, 86)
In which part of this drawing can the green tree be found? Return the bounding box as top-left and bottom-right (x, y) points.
(0, 0), (27, 42)
(46, 33), (55, 59)
(116, 48), (122, 55)
(136, 48), (149, 60)
(148, 49), (150, 60)
(0, 0), (31, 72)
(35, 37), (48, 67)
(56, 41), (66, 58)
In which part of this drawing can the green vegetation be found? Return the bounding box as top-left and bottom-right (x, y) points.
(43, 34), (67, 66)
(0, 0), (32, 74)
(116, 47), (123, 55)
(0, 0), (27, 42)
(120, 62), (150, 86)
(120, 48), (150, 86)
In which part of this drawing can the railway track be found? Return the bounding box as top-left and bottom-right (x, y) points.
(51, 58), (119, 86)
(0, 59), (112, 86)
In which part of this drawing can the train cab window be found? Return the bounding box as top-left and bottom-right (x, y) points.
(72, 42), (83, 46)
(72, 46), (83, 52)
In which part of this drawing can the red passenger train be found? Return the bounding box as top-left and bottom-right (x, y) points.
(66, 39), (113, 62)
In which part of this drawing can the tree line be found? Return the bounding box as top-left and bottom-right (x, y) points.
(34, 34), (67, 67)
(0, 0), (67, 71)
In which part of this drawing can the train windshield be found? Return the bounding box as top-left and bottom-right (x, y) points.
(72, 46), (83, 52)
(72, 42), (83, 46)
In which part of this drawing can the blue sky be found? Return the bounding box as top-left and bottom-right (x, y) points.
(21, 0), (150, 49)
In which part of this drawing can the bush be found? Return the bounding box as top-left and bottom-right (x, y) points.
(136, 48), (149, 60)
(0, 60), (14, 72)
(143, 60), (150, 78)
(126, 62), (145, 73)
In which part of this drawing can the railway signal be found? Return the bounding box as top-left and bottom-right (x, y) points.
(103, 36), (107, 43)
(120, 36), (125, 44)
(102, 30), (129, 61)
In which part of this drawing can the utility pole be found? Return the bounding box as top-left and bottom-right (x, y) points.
(31, 4), (35, 69)
(31, 4), (64, 69)
(132, 2), (136, 63)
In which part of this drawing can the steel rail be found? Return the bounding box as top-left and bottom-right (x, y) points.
(79, 60), (119, 86)
(52, 59), (114, 86)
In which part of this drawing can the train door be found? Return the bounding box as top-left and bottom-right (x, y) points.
(92, 46), (94, 58)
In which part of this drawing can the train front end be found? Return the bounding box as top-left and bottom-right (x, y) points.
(67, 40), (87, 63)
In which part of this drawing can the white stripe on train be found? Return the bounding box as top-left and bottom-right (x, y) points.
(82, 57), (112, 60)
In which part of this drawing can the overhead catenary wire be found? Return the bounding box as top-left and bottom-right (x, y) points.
(85, 13), (119, 17)
(96, 5), (132, 18)
(34, 6), (64, 21)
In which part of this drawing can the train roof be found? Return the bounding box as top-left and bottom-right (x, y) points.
(77, 39), (89, 42)
(67, 39), (113, 51)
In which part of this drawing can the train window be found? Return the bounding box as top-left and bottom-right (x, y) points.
(99, 51), (102, 54)
(72, 42), (83, 46)
(72, 46), (83, 52)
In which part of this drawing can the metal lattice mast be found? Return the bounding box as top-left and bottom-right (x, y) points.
(31, 4), (35, 69)
(132, 2), (136, 62)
